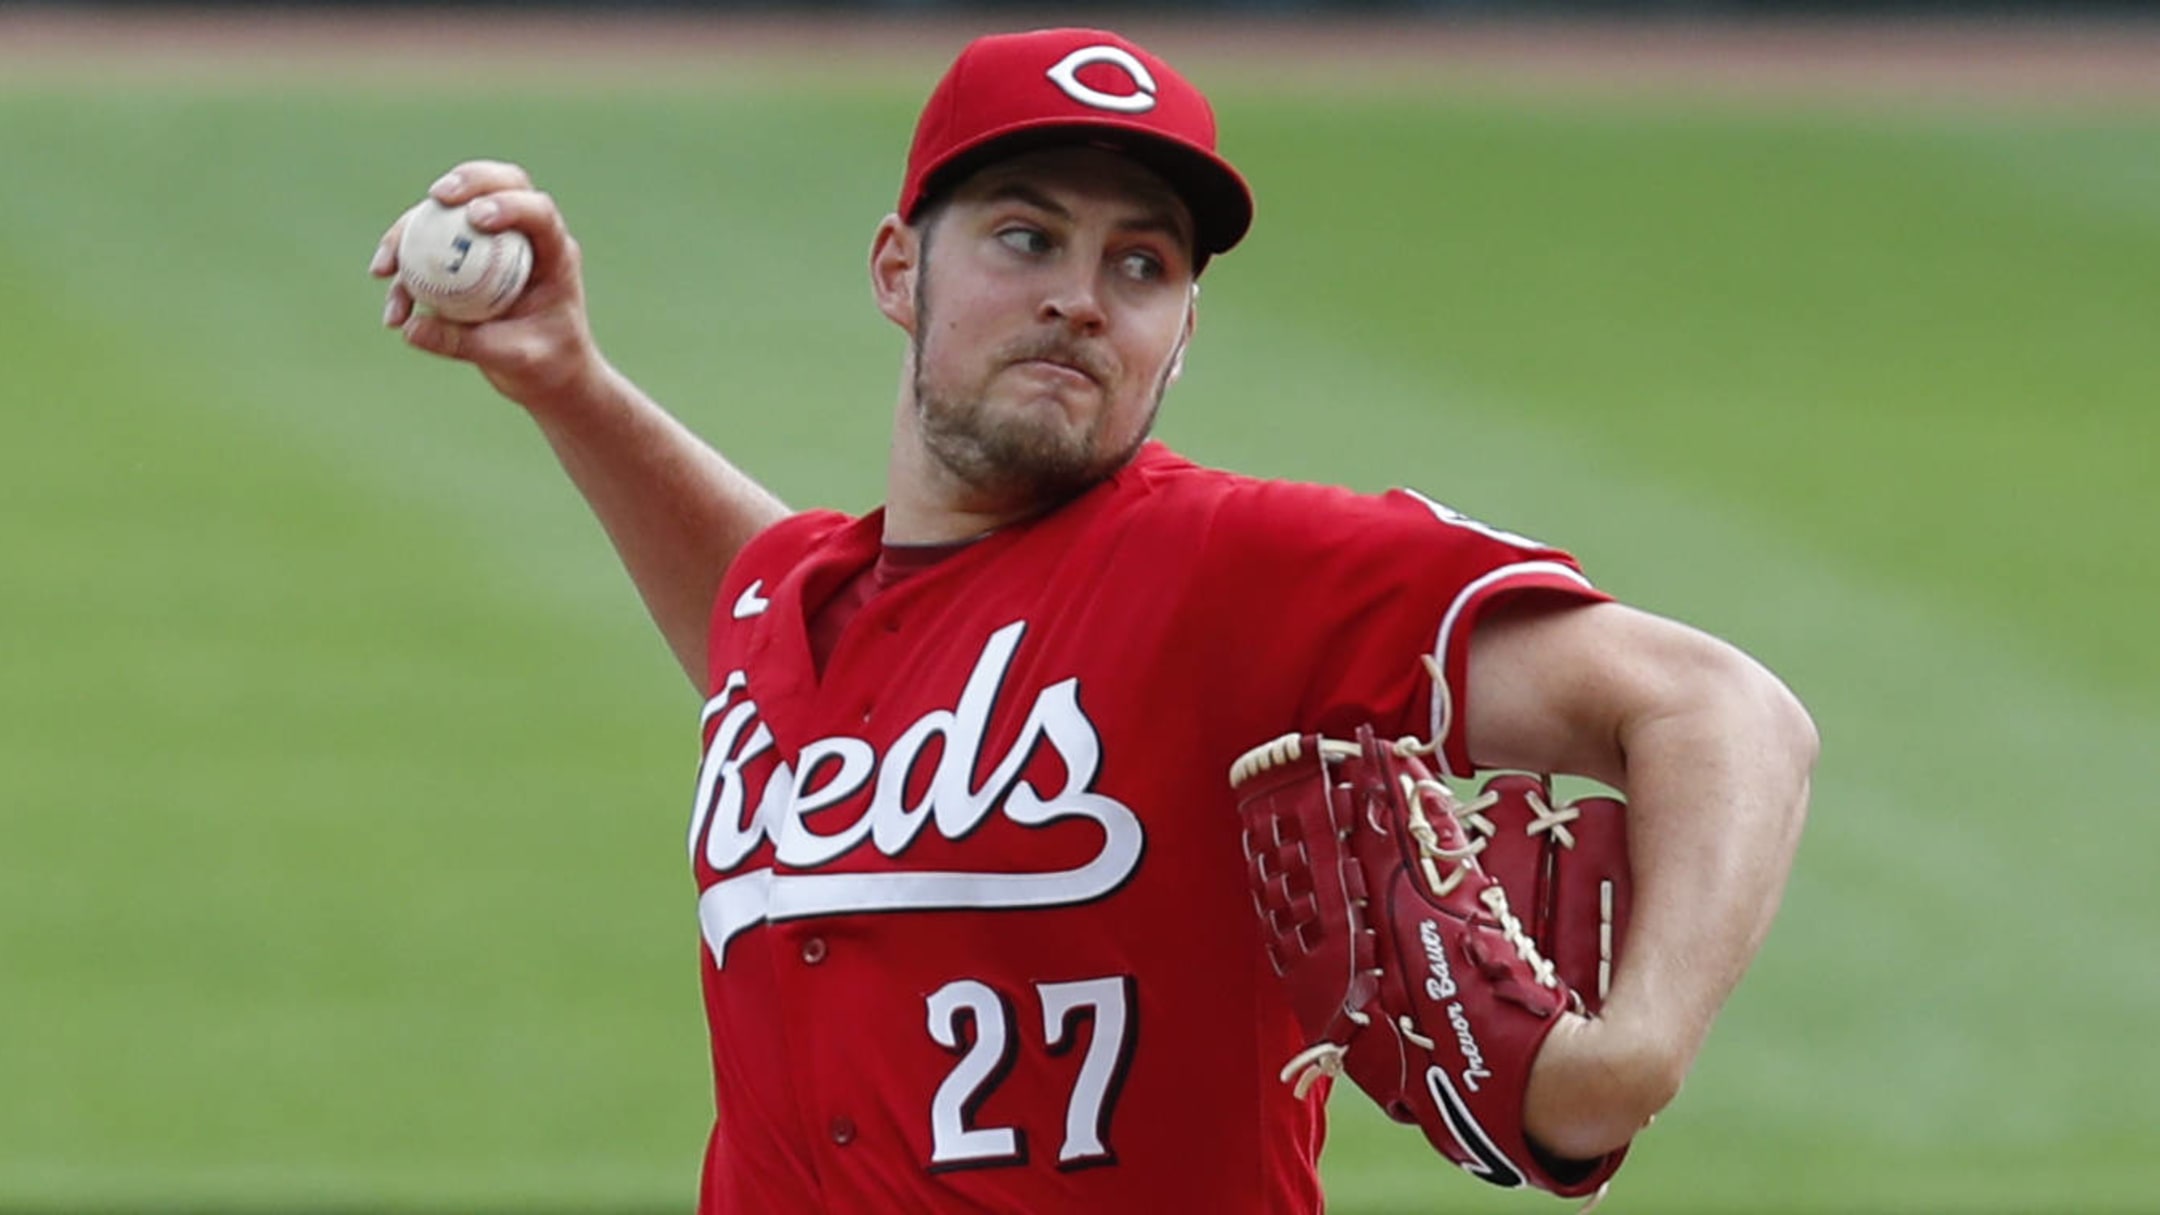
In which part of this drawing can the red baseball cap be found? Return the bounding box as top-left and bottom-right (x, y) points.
(898, 28), (1254, 266)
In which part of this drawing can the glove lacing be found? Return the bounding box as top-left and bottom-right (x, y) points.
(1279, 1041), (1349, 1100)
(1523, 787), (1582, 850)
(1396, 768), (1559, 993)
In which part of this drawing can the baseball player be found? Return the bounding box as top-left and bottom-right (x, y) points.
(371, 28), (1815, 1215)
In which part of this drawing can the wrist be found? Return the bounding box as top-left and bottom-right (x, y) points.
(1600, 1000), (1694, 1102)
(1524, 1013), (1684, 1160)
(499, 351), (622, 426)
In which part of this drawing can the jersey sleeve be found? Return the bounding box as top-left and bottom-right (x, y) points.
(1198, 481), (1608, 778)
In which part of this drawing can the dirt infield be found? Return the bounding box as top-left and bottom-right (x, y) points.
(2, 8), (2159, 103)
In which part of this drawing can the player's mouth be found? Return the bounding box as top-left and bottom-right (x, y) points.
(1013, 358), (1098, 390)
(1001, 335), (1110, 390)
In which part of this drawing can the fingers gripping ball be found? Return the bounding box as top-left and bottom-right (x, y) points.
(397, 199), (532, 323)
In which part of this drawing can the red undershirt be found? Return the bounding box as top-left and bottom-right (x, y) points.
(805, 538), (978, 673)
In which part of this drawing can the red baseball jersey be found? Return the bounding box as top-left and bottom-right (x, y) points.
(687, 443), (1605, 1214)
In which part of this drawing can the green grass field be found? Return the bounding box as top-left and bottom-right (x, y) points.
(4, 30), (2158, 1214)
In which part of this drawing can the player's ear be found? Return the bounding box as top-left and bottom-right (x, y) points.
(870, 214), (919, 332)
(1166, 286), (1198, 385)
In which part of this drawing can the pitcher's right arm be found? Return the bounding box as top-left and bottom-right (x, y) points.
(372, 160), (789, 688)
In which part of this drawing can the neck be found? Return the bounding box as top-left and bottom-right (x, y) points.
(885, 456), (1032, 545)
(883, 382), (1041, 545)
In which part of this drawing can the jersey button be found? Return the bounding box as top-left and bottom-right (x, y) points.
(801, 937), (828, 965)
(829, 1115), (856, 1146)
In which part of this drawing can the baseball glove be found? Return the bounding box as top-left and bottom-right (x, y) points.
(1228, 726), (1633, 1200)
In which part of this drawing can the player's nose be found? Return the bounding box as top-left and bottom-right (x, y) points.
(1036, 262), (1108, 335)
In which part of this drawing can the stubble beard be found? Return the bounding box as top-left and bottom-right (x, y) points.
(911, 276), (1169, 512)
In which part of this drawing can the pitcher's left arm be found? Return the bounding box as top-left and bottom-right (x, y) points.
(1463, 596), (1818, 1160)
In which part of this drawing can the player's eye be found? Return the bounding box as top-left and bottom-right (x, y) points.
(1118, 249), (1166, 283)
(997, 226), (1053, 257)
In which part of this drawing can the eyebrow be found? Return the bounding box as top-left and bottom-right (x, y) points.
(981, 181), (1192, 248)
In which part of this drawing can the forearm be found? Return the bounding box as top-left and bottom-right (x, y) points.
(1605, 658), (1816, 1085)
(1523, 668), (1812, 1159)
(374, 163), (794, 688)
(1476, 604), (1818, 1158)
(522, 360), (790, 688)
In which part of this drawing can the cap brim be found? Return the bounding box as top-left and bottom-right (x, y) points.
(910, 119), (1253, 264)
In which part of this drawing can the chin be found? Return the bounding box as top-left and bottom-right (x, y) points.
(917, 378), (1140, 500)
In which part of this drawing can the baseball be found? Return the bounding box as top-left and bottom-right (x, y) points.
(396, 199), (533, 323)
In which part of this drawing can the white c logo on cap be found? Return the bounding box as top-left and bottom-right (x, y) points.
(1045, 46), (1158, 114)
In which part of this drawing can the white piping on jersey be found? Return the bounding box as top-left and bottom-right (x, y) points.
(1427, 561), (1596, 780)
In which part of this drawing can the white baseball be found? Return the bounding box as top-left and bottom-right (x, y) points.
(396, 199), (533, 323)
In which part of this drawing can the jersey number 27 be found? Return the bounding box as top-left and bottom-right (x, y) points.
(926, 974), (1135, 1172)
